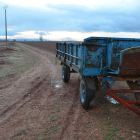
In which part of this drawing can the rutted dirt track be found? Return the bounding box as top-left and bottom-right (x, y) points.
(0, 42), (140, 140)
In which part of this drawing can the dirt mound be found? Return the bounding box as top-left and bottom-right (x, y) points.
(0, 47), (16, 53)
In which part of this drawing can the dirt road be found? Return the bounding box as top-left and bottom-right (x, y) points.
(0, 43), (140, 140)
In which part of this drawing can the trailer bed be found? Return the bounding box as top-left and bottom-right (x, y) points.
(56, 37), (140, 77)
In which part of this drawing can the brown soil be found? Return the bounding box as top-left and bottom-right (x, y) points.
(0, 42), (140, 140)
(20, 41), (56, 54)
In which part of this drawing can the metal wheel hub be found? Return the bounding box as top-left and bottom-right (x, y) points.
(62, 68), (64, 79)
(81, 83), (85, 103)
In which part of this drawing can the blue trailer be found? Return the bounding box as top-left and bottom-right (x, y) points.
(56, 37), (140, 116)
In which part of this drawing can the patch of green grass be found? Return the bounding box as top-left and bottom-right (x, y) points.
(99, 117), (105, 122)
(16, 130), (27, 136)
(116, 136), (125, 140)
(102, 125), (120, 140)
(35, 137), (46, 140)
(51, 126), (64, 135)
(100, 127), (107, 131)
(104, 121), (112, 125)
(85, 125), (91, 128)
(26, 126), (34, 131)
(103, 133), (116, 140)
(18, 63), (29, 67)
(47, 136), (55, 140)
(44, 130), (49, 134)
(38, 127), (42, 129)
(53, 109), (60, 113)
(108, 126), (119, 132)
(36, 132), (40, 137)
(44, 127), (52, 134)
(28, 114), (32, 118)
(49, 118), (57, 122)
(48, 114), (61, 123)
(124, 130), (133, 136)
(46, 101), (50, 104)
(0, 65), (7, 68)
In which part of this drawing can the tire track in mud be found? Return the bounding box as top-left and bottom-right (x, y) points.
(19, 43), (58, 79)
(0, 43), (57, 125)
(58, 80), (82, 140)
(0, 43), (83, 139)
(0, 75), (49, 125)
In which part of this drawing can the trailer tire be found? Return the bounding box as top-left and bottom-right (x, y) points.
(80, 76), (96, 109)
(62, 64), (70, 83)
(127, 81), (140, 100)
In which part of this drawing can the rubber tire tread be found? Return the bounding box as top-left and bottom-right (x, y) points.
(80, 76), (96, 110)
(62, 65), (70, 83)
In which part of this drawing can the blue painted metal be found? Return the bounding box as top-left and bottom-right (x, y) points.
(56, 37), (140, 77)
(103, 77), (116, 92)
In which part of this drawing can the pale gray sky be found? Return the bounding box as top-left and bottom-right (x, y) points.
(0, 0), (140, 41)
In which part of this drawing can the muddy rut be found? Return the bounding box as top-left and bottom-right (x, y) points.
(0, 43), (82, 140)
(0, 43), (55, 123)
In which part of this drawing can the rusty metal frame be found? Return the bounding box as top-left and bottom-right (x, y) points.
(105, 86), (140, 116)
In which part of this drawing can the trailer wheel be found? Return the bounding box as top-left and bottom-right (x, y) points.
(80, 76), (96, 109)
(127, 81), (140, 100)
(62, 64), (70, 83)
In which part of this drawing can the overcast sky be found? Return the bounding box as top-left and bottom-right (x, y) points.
(1, 0), (140, 41)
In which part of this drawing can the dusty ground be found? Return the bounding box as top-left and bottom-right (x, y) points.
(0, 42), (140, 140)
